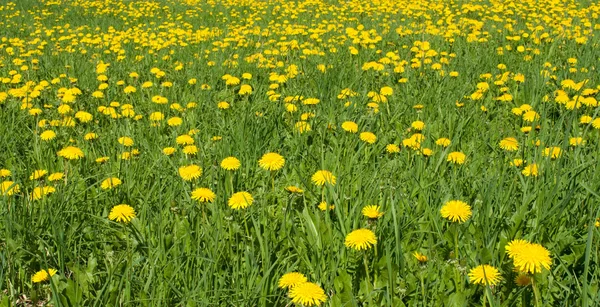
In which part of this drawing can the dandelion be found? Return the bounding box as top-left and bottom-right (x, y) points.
(318, 201), (334, 211)
(40, 130), (56, 141)
(295, 121), (311, 133)
(108, 204), (136, 223)
(499, 137), (519, 151)
(289, 282), (327, 306)
(511, 242), (552, 274)
(48, 172), (64, 182)
(386, 144), (400, 153)
(101, 177), (122, 190)
(542, 147), (561, 159)
(345, 229), (377, 250)
(468, 265), (502, 286)
(436, 138), (451, 147)
(359, 132), (377, 144)
(362, 205), (384, 219)
(29, 169), (48, 180)
(278, 272), (307, 289)
(228, 191), (254, 210)
(522, 110), (540, 122)
(413, 252), (428, 263)
(440, 200), (472, 223)
(569, 137), (585, 146)
(258, 152), (285, 171)
(311, 170), (336, 186)
(522, 164), (538, 177)
(57, 146), (84, 160)
(221, 157), (241, 171)
(411, 121), (425, 131)
(285, 186), (304, 194)
(163, 147), (176, 155)
(32, 269), (58, 283)
(1, 181), (20, 196)
(182, 145), (198, 155)
(179, 165), (202, 181)
(239, 84), (253, 95)
(341, 121), (358, 133)
(447, 152), (466, 164)
(0, 169), (10, 178)
(118, 137), (134, 147)
(31, 186), (56, 200)
(191, 188), (216, 203)
(505, 239), (531, 259)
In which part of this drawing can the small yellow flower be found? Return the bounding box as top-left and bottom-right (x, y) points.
(362, 205), (384, 219)
(32, 269), (58, 283)
(413, 252), (428, 263)
(101, 177), (122, 190)
(108, 204), (136, 223)
(221, 157), (241, 171)
(191, 188), (216, 203)
(228, 191), (254, 210)
(447, 152), (466, 164)
(344, 228), (377, 251)
(311, 170), (336, 186)
(440, 200), (472, 223)
(359, 132), (377, 144)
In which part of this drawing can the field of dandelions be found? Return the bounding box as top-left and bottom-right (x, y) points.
(1, 0), (600, 306)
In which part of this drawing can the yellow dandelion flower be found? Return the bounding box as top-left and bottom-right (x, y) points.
(191, 188), (216, 203)
(522, 164), (538, 177)
(362, 205), (384, 219)
(386, 144), (400, 153)
(341, 121), (358, 133)
(259, 152), (285, 171)
(311, 170), (336, 186)
(101, 177), (122, 190)
(285, 186), (304, 194)
(499, 137), (519, 151)
(108, 204), (136, 223)
(29, 169), (48, 180)
(440, 200), (472, 223)
(289, 282), (327, 306)
(411, 121), (425, 131)
(221, 157), (241, 171)
(178, 165), (202, 181)
(1, 181), (20, 196)
(436, 138), (451, 147)
(318, 201), (334, 211)
(228, 191), (254, 210)
(542, 147), (561, 159)
(182, 145), (198, 155)
(278, 272), (307, 289)
(32, 269), (57, 283)
(359, 132), (377, 144)
(522, 110), (540, 122)
(118, 137), (134, 147)
(163, 147), (176, 156)
(505, 239), (530, 259)
(447, 152), (466, 164)
(57, 146), (84, 160)
(512, 243), (552, 274)
(0, 169), (11, 178)
(468, 265), (502, 286)
(344, 228), (377, 251)
(413, 252), (428, 263)
(40, 130), (56, 141)
(48, 172), (64, 182)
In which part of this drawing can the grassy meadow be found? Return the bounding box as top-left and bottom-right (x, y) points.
(1, 0), (600, 305)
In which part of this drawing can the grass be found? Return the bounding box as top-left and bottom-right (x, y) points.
(1, 0), (600, 306)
